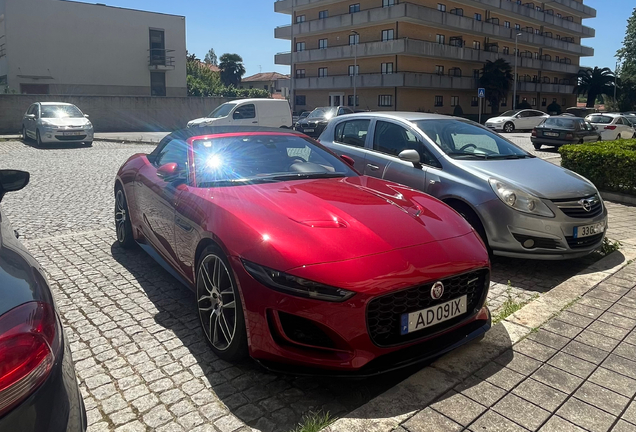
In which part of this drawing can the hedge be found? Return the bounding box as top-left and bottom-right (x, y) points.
(560, 139), (636, 196)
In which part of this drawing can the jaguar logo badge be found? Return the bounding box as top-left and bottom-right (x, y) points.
(431, 281), (444, 300)
(578, 197), (597, 212)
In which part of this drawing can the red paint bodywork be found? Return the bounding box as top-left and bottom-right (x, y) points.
(115, 131), (490, 372)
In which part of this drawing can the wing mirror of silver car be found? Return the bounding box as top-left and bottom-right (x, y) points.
(26, 114), (36, 120)
(398, 149), (421, 167)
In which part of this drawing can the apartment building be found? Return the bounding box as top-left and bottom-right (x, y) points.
(273, 0), (595, 114)
(0, 0), (186, 96)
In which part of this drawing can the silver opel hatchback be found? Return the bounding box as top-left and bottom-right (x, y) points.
(320, 112), (608, 260)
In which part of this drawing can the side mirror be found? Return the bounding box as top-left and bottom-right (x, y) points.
(157, 163), (185, 183)
(84, 114), (90, 118)
(398, 149), (421, 166)
(233, 112), (243, 120)
(0, 170), (30, 202)
(341, 155), (355, 167)
(26, 114), (36, 120)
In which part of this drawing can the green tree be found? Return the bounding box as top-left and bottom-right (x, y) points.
(517, 100), (532, 109)
(219, 53), (246, 87)
(479, 59), (513, 114)
(547, 101), (562, 115)
(615, 9), (636, 111)
(204, 48), (218, 66)
(575, 67), (617, 108)
(617, 7), (636, 68)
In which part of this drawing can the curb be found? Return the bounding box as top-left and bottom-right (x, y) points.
(94, 138), (161, 145)
(601, 191), (636, 206)
(323, 241), (636, 432)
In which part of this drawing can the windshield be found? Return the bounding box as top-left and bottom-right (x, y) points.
(308, 107), (337, 119)
(586, 115), (613, 124)
(414, 120), (531, 160)
(192, 134), (357, 187)
(40, 105), (84, 119)
(207, 103), (236, 119)
(499, 110), (522, 117)
(542, 118), (577, 129)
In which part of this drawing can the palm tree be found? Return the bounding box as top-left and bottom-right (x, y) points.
(479, 59), (513, 114)
(219, 53), (246, 87)
(575, 67), (617, 108)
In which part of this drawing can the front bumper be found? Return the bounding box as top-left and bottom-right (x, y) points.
(531, 137), (580, 147)
(231, 233), (491, 373)
(40, 128), (93, 143)
(485, 123), (505, 131)
(295, 123), (327, 138)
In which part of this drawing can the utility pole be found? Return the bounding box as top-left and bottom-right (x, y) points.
(513, 32), (521, 110)
(290, 2), (295, 114)
(351, 30), (359, 110)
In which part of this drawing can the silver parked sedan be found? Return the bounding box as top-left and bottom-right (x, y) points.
(22, 102), (94, 146)
(320, 112), (608, 260)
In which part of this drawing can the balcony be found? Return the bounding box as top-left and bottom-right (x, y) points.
(274, 0), (342, 14)
(274, 3), (594, 56)
(148, 49), (176, 71)
(275, 38), (580, 74)
(517, 81), (575, 94)
(545, 0), (596, 18)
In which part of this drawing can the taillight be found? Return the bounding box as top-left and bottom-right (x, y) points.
(531, 129), (537, 137)
(604, 125), (617, 130)
(0, 302), (59, 417)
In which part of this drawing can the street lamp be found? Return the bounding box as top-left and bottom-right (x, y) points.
(513, 32), (522, 110)
(351, 30), (359, 109)
(614, 60), (619, 101)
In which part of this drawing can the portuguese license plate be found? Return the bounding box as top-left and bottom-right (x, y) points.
(62, 131), (83, 136)
(400, 295), (467, 335)
(573, 222), (604, 239)
(303, 129), (315, 133)
(544, 132), (559, 137)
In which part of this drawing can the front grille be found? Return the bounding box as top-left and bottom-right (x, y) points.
(552, 195), (603, 219)
(55, 134), (87, 141)
(512, 234), (561, 250)
(366, 269), (489, 347)
(566, 233), (604, 249)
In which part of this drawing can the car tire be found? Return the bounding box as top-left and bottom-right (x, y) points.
(115, 187), (136, 249)
(617, 133), (621, 140)
(36, 129), (43, 147)
(22, 126), (29, 142)
(447, 201), (490, 255)
(196, 245), (248, 362)
(533, 143), (542, 150)
(503, 122), (515, 133)
(84, 141), (93, 147)
(597, 136), (602, 142)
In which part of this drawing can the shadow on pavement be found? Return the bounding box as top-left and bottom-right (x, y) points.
(110, 242), (424, 431)
(21, 138), (90, 150)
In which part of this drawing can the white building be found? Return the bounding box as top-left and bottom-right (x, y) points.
(0, 0), (186, 96)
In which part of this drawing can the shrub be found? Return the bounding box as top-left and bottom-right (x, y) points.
(560, 139), (636, 195)
(547, 102), (562, 115)
(517, 100), (532, 109)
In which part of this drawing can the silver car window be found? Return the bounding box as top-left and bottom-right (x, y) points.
(334, 119), (370, 147)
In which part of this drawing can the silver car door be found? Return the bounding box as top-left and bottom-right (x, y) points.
(325, 118), (372, 173)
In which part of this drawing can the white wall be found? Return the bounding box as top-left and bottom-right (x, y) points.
(4, 0), (186, 95)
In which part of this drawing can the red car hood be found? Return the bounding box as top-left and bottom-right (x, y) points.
(196, 176), (475, 271)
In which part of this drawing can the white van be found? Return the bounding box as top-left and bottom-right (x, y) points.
(187, 99), (292, 129)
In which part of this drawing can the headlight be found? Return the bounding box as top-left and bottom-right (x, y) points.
(489, 178), (554, 217)
(41, 121), (56, 128)
(84, 123), (93, 130)
(242, 259), (355, 302)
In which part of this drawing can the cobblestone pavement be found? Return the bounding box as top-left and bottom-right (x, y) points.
(395, 262), (636, 432)
(0, 139), (633, 432)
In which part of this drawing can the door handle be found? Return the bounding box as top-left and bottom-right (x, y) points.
(367, 164), (380, 171)
(252, 121), (258, 124)
(429, 180), (437, 185)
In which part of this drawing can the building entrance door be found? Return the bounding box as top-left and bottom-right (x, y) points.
(329, 93), (344, 106)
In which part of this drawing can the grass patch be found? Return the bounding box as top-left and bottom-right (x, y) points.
(491, 284), (539, 325)
(600, 238), (622, 257)
(290, 411), (335, 432)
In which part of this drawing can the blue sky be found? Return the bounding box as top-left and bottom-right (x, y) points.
(74, 0), (633, 76)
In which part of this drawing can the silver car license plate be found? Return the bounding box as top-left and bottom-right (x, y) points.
(574, 222), (604, 239)
(400, 295), (467, 335)
(544, 132), (559, 137)
(62, 131), (83, 136)
(303, 129), (315, 133)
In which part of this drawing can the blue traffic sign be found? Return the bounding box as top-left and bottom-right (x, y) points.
(478, 88), (486, 98)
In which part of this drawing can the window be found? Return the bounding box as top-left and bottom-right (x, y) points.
(296, 42), (306, 52)
(381, 29), (394, 41)
(149, 29), (166, 66)
(535, 29), (540, 34)
(542, 98), (547, 107)
(515, 24), (521, 30)
(534, 52), (539, 59)
(504, 21), (510, 28)
(532, 98), (537, 106)
(437, 3), (446, 12)
(501, 97), (507, 107)
(436, 34), (445, 44)
(233, 104), (256, 120)
(150, 72), (166, 96)
(378, 95), (393, 107)
(335, 119), (369, 146)
(553, 98), (557, 103)
(154, 138), (189, 173)
(473, 41), (481, 50)
(562, 98), (566, 106)
(435, 65), (444, 75)
(264, 85), (269, 91)
(319, 39), (328, 49)
(296, 69), (306, 78)
(556, 35), (561, 40)
(0, 75), (6, 86)
(451, 96), (459, 107)
(381, 62), (394, 74)
(449, 67), (462, 77)
(555, 56), (560, 62)
(347, 95), (359, 107)
(554, 77), (558, 84)
(349, 3), (360, 13)
(434, 96), (443, 107)
(450, 8), (463, 16)
(473, 69), (480, 79)
(502, 47), (509, 55)
(373, 121), (420, 157)
(557, 13), (562, 18)
(319, 10), (329, 19)
(296, 15), (306, 23)
(471, 96), (478, 107)
(348, 65), (359, 76)
(532, 75), (538, 82)
(318, 68), (328, 77)
(349, 33), (359, 45)
(20, 84), (50, 95)
(295, 95), (306, 106)
(474, 13), (482, 21)
(383, 0), (396, 6)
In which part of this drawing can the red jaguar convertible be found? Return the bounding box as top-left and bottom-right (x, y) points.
(114, 127), (490, 375)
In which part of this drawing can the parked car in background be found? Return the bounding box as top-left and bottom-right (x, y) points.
(485, 109), (549, 133)
(0, 170), (86, 432)
(565, 107), (598, 118)
(22, 102), (93, 147)
(114, 127), (491, 374)
(320, 112), (608, 260)
(292, 111), (311, 126)
(584, 114), (636, 140)
(295, 106), (354, 138)
(186, 99), (292, 129)
(531, 116), (601, 149)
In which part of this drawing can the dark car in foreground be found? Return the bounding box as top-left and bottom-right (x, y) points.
(531, 116), (601, 149)
(295, 106), (354, 138)
(0, 170), (86, 431)
(114, 127), (491, 375)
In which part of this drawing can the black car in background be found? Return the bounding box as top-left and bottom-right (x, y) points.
(531, 116), (601, 149)
(294, 106), (354, 138)
(0, 170), (86, 432)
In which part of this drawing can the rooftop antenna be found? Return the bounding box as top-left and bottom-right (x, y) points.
(259, 65), (262, 73)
